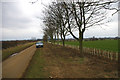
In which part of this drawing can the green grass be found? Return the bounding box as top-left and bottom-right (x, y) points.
(2, 42), (35, 61)
(57, 39), (118, 52)
(24, 48), (49, 78)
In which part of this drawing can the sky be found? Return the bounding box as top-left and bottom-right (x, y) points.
(0, 0), (119, 40)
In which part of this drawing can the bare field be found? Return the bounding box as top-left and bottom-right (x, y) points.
(24, 43), (118, 78)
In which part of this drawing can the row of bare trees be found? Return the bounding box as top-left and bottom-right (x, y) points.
(42, 0), (119, 56)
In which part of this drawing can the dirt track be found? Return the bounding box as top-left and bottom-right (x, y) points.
(2, 45), (36, 78)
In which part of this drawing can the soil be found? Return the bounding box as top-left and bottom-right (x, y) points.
(42, 43), (118, 78)
(2, 43), (118, 78)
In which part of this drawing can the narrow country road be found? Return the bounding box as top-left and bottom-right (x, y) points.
(2, 45), (36, 78)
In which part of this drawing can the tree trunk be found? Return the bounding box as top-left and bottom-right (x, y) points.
(50, 35), (53, 44)
(79, 33), (84, 57)
(62, 35), (66, 46)
(54, 34), (56, 44)
(57, 32), (59, 40)
(62, 39), (65, 46)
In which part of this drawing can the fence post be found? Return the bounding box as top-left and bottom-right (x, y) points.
(111, 52), (114, 61)
(107, 52), (111, 60)
(99, 49), (101, 57)
(98, 49), (100, 57)
(103, 51), (105, 59)
(112, 52), (117, 61)
(108, 51), (111, 60)
(97, 49), (99, 57)
(116, 52), (118, 61)
(94, 49), (97, 55)
(91, 49), (93, 55)
(94, 48), (96, 56)
(96, 49), (98, 56)
(87, 48), (89, 54)
(110, 52), (112, 60)
(104, 51), (107, 59)
(90, 48), (92, 55)
(93, 49), (95, 55)
(92, 49), (94, 55)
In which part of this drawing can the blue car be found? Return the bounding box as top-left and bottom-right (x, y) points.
(36, 42), (43, 48)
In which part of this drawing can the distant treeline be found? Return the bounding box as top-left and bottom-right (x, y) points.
(1, 40), (36, 49)
(48, 37), (120, 42)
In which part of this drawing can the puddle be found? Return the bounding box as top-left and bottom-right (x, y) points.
(10, 53), (19, 57)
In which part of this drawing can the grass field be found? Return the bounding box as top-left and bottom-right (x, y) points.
(2, 42), (35, 61)
(57, 39), (118, 52)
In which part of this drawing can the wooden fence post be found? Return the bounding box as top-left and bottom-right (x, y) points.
(112, 52), (117, 61)
(97, 49), (99, 57)
(96, 49), (98, 56)
(92, 49), (94, 55)
(100, 49), (102, 57)
(112, 52), (114, 61)
(108, 51), (111, 60)
(103, 51), (105, 59)
(94, 48), (96, 56)
(98, 49), (100, 57)
(116, 52), (118, 61)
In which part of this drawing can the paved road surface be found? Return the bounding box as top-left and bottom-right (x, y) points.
(2, 45), (36, 78)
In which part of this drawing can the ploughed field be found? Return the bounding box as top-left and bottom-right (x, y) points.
(2, 40), (36, 49)
(57, 39), (118, 52)
(2, 41), (35, 61)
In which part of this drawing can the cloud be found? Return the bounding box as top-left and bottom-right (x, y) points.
(2, 2), (33, 29)
(2, 2), (43, 40)
(84, 21), (118, 38)
(1, 1), (118, 40)
(2, 27), (43, 40)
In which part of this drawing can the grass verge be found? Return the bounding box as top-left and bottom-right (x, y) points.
(24, 48), (49, 78)
(2, 42), (35, 61)
(24, 43), (85, 78)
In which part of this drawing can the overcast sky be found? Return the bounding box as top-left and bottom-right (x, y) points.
(0, 0), (118, 40)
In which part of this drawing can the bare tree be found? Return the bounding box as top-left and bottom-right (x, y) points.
(43, 32), (48, 42)
(62, 0), (118, 56)
(42, 4), (57, 43)
(42, 0), (118, 56)
(43, 2), (69, 46)
(56, 3), (69, 46)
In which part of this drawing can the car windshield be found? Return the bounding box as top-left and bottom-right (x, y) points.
(36, 42), (43, 44)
